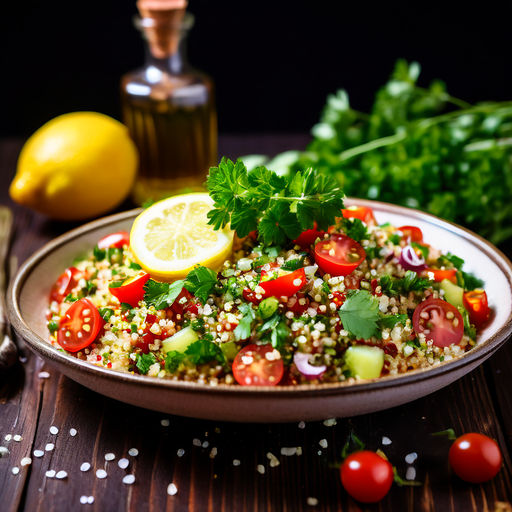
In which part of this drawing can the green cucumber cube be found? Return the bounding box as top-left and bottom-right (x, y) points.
(440, 279), (464, 308)
(162, 326), (199, 354)
(345, 345), (384, 379)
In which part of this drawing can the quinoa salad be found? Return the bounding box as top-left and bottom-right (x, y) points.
(46, 204), (490, 387)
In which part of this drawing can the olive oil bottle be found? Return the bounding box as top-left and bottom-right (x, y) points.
(121, 0), (217, 204)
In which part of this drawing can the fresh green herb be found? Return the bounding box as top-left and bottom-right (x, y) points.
(438, 252), (483, 290)
(412, 242), (429, 259)
(47, 320), (59, 333)
(136, 353), (157, 375)
(102, 352), (110, 363)
(183, 266), (218, 305)
(380, 271), (432, 296)
(64, 294), (77, 303)
(185, 339), (225, 365)
(234, 303), (256, 341)
(440, 252), (465, 270)
(281, 253), (308, 271)
(458, 306), (477, 339)
(82, 280), (97, 295)
(142, 198), (155, 209)
(341, 431), (365, 459)
(388, 233), (401, 245)
(338, 290), (380, 339)
(207, 158), (345, 246)
(321, 281), (330, 295)
(431, 428), (457, 440)
(93, 245), (106, 261)
(257, 312), (290, 349)
(459, 271), (484, 291)
(190, 317), (205, 333)
(108, 248), (123, 265)
(109, 280), (124, 289)
(129, 262), (142, 271)
(99, 308), (114, 322)
(130, 323), (138, 333)
(165, 350), (186, 373)
(393, 467), (422, 487)
(365, 246), (382, 260)
(341, 218), (368, 242)
(379, 313), (408, 329)
(143, 279), (185, 310)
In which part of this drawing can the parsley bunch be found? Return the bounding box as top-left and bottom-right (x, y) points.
(207, 158), (345, 246)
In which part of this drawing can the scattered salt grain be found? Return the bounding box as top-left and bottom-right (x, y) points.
(202, 441), (209, 448)
(192, 438), (201, 447)
(45, 443), (55, 452)
(87, 497), (95, 504)
(105, 453), (115, 462)
(323, 418), (337, 427)
(266, 452), (280, 468)
(49, 426), (59, 435)
(307, 497), (319, 506)
(96, 469), (107, 479)
(167, 483), (178, 496)
(232, 459), (241, 466)
(118, 458), (129, 469)
(160, 418), (170, 427)
(280, 447), (297, 456)
(177, 449), (185, 457)
(80, 462), (91, 472)
(20, 457), (32, 466)
(298, 421), (306, 429)
(122, 474), (136, 485)
(0, 447), (9, 458)
(56, 471), (67, 479)
(318, 439), (328, 449)
(256, 464), (265, 474)
(5, 434), (12, 442)
(406, 467), (417, 480)
(11, 467), (20, 475)
(209, 447), (217, 459)
(13, 435), (22, 442)
(69, 428), (77, 437)
(317, 450), (322, 456)
(38, 371), (50, 379)
(128, 448), (139, 457)
(45, 470), (56, 478)
(80, 496), (88, 504)
(33, 450), (44, 458)
(382, 436), (392, 446)
(405, 452), (418, 464)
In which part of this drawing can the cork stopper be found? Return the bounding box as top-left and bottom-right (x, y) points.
(137, 0), (188, 59)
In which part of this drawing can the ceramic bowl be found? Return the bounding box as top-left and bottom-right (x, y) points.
(7, 200), (512, 423)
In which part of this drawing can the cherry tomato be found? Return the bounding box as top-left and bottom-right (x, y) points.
(314, 234), (366, 277)
(50, 267), (83, 303)
(342, 206), (376, 225)
(97, 231), (130, 249)
(57, 298), (103, 352)
(243, 288), (263, 305)
(449, 433), (502, 483)
(259, 264), (306, 298)
(463, 290), (490, 327)
(423, 267), (457, 283)
(294, 223), (326, 248)
(398, 225), (423, 243)
(109, 271), (150, 307)
(232, 344), (284, 386)
(340, 451), (394, 503)
(412, 297), (464, 348)
(286, 293), (310, 315)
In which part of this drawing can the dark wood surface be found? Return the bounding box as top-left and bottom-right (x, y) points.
(1, 136), (512, 512)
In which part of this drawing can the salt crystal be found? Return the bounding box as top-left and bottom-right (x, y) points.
(192, 438), (201, 447)
(280, 447), (297, 456)
(128, 448), (138, 457)
(202, 441), (209, 448)
(69, 428), (77, 437)
(45, 470), (56, 478)
(20, 457), (32, 466)
(105, 453), (115, 461)
(4, 434), (12, 442)
(256, 464), (265, 474)
(11, 467), (20, 475)
(33, 450), (44, 458)
(56, 470), (67, 479)
(382, 436), (392, 446)
(160, 418), (170, 427)
(45, 443), (55, 452)
(406, 467), (417, 480)
(13, 435), (22, 442)
(118, 458), (129, 469)
(307, 497), (319, 506)
(167, 483), (178, 496)
(80, 462), (91, 472)
(38, 371), (50, 379)
(177, 449), (185, 457)
(87, 497), (95, 504)
(318, 439), (328, 449)
(80, 496), (88, 504)
(209, 447), (217, 459)
(0, 446), (9, 458)
(233, 459), (241, 466)
(323, 418), (337, 427)
(298, 421), (306, 429)
(122, 474), (136, 485)
(405, 452), (418, 464)
(96, 469), (107, 479)
(49, 426), (59, 435)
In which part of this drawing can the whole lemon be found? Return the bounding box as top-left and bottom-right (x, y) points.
(9, 112), (138, 220)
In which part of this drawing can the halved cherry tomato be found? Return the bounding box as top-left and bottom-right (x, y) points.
(286, 293), (310, 314)
(398, 225), (423, 243)
(463, 290), (490, 327)
(109, 271), (150, 307)
(259, 264), (306, 298)
(412, 297), (464, 348)
(342, 206), (376, 225)
(449, 433), (502, 483)
(294, 223), (326, 248)
(423, 267), (457, 283)
(232, 344), (284, 386)
(314, 234), (366, 277)
(57, 298), (103, 352)
(97, 231), (130, 249)
(340, 450), (393, 503)
(50, 267), (83, 303)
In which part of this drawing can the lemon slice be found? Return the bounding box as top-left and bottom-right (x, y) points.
(130, 193), (233, 281)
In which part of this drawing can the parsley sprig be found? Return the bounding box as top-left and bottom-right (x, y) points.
(206, 158), (345, 246)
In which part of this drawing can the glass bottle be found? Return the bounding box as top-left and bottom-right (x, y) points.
(121, 1), (217, 205)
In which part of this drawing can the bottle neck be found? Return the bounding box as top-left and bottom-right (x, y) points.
(143, 33), (186, 74)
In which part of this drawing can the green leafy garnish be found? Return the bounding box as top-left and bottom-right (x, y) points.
(459, 306), (477, 339)
(206, 158), (345, 246)
(185, 339), (225, 365)
(64, 294), (77, 303)
(183, 266), (218, 304)
(47, 320), (59, 334)
(258, 313), (290, 349)
(411, 242), (429, 260)
(341, 218), (368, 242)
(99, 308), (114, 322)
(135, 353), (157, 375)
(379, 271), (432, 296)
(143, 279), (185, 310)
(165, 350), (186, 373)
(341, 431), (365, 459)
(234, 303), (256, 341)
(129, 262), (142, 271)
(379, 313), (408, 329)
(431, 428), (457, 440)
(338, 290), (380, 339)
(281, 253), (308, 271)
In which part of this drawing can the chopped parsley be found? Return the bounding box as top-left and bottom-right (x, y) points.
(234, 303), (256, 341)
(143, 279), (185, 310)
(183, 266), (218, 304)
(185, 339), (225, 365)
(379, 271), (432, 296)
(136, 353), (157, 375)
(99, 308), (114, 322)
(341, 218), (368, 242)
(338, 290), (380, 339)
(281, 253), (308, 271)
(47, 320), (59, 333)
(379, 313), (408, 329)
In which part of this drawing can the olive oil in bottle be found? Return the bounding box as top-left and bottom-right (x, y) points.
(121, 0), (217, 205)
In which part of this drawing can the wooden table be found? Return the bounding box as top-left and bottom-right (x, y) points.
(1, 136), (511, 511)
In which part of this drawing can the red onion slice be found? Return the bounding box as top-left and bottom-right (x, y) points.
(399, 245), (426, 272)
(293, 352), (326, 378)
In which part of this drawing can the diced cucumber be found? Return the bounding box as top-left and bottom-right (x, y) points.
(345, 345), (384, 379)
(220, 341), (239, 361)
(162, 326), (199, 354)
(258, 297), (279, 319)
(440, 279), (464, 308)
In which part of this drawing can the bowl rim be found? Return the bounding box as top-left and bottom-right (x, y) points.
(7, 198), (512, 398)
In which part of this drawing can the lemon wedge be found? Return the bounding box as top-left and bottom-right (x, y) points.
(130, 193), (233, 281)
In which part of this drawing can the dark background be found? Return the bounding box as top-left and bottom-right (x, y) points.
(2, 0), (512, 137)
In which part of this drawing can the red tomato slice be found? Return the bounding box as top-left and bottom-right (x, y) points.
(243, 288), (263, 305)
(109, 271), (150, 307)
(97, 231), (130, 249)
(423, 267), (457, 283)
(286, 293), (310, 314)
(342, 206), (376, 225)
(412, 297), (464, 348)
(398, 225), (424, 243)
(57, 298), (103, 352)
(294, 223), (326, 248)
(50, 267), (83, 303)
(463, 290), (490, 327)
(259, 265), (306, 298)
(314, 234), (366, 277)
(232, 344), (284, 386)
